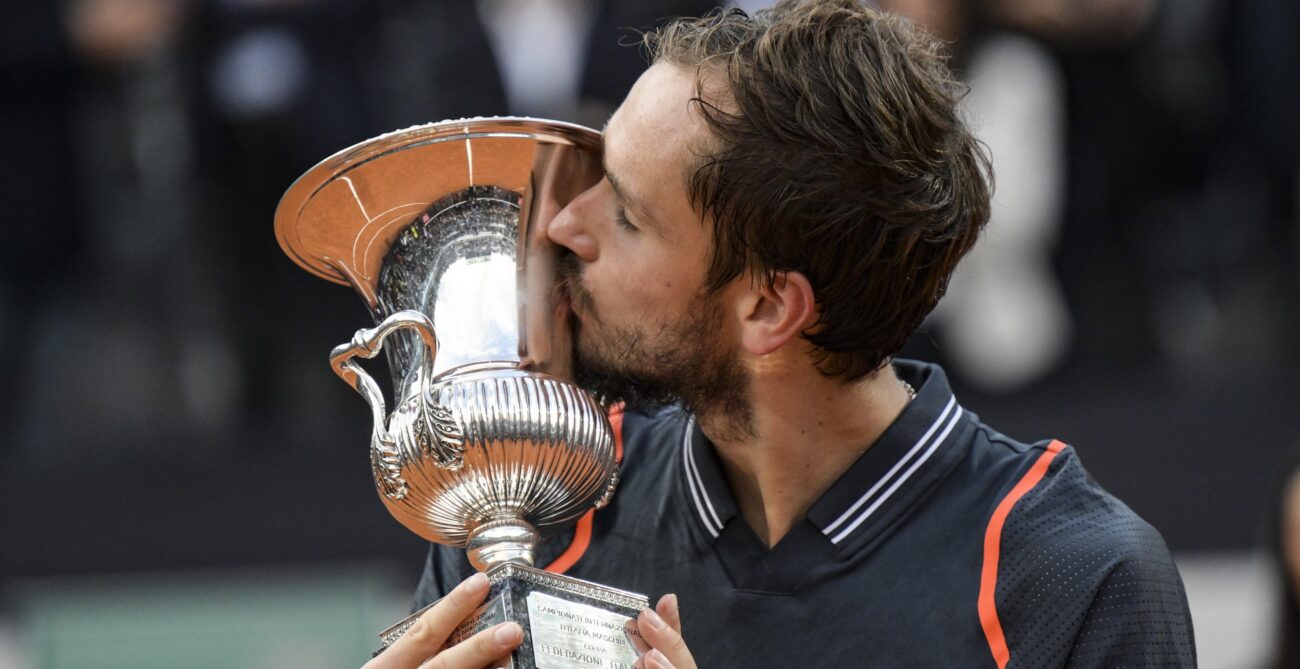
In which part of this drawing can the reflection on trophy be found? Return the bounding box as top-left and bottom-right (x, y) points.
(275, 118), (648, 668)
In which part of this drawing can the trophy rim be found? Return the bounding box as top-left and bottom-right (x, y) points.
(274, 116), (603, 288)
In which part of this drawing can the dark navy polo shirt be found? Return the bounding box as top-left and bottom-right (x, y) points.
(414, 360), (1196, 667)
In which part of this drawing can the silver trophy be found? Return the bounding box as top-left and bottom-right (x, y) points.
(275, 118), (648, 668)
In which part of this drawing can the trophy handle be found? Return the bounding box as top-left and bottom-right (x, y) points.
(329, 310), (465, 500)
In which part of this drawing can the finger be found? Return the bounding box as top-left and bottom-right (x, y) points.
(366, 573), (491, 668)
(643, 649), (675, 669)
(654, 594), (681, 634)
(637, 608), (696, 669)
(420, 622), (523, 669)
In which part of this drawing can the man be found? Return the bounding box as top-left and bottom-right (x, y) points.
(369, 2), (1196, 667)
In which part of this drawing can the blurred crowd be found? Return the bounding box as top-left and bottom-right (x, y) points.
(2, 0), (1298, 661)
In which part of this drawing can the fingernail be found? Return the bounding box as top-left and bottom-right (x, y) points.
(494, 622), (522, 645)
(647, 649), (669, 668)
(663, 593), (679, 617)
(642, 608), (666, 631)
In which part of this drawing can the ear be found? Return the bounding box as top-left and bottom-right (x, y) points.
(737, 271), (817, 356)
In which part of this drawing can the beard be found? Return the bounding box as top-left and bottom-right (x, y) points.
(556, 252), (754, 435)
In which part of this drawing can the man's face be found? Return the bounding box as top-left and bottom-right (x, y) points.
(547, 64), (751, 423)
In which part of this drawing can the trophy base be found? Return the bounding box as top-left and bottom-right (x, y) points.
(377, 563), (650, 668)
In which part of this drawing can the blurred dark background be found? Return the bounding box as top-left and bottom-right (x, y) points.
(0, 0), (1296, 665)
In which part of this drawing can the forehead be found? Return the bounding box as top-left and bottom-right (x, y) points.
(603, 63), (712, 203)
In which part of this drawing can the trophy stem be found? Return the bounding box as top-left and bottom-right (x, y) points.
(466, 518), (541, 571)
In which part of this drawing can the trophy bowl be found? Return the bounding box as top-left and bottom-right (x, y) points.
(276, 118), (648, 667)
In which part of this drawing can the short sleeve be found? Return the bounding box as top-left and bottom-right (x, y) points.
(994, 447), (1197, 668)
(1064, 557), (1197, 668)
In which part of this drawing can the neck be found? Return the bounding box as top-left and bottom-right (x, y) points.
(697, 359), (910, 548)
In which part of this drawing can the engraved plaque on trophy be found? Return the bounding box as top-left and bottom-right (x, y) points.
(275, 118), (648, 668)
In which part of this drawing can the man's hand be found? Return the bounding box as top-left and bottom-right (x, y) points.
(364, 573), (523, 669)
(634, 594), (698, 669)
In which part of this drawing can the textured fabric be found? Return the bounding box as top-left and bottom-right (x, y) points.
(993, 443), (1195, 667)
(413, 361), (1196, 667)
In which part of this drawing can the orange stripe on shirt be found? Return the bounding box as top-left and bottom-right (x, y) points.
(544, 404), (626, 575)
(978, 440), (1066, 669)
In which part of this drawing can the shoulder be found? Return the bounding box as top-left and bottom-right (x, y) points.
(980, 438), (1195, 667)
(965, 432), (1169, 601)
(995, 440), (1173, 576)
(958, 423), (1167, 560)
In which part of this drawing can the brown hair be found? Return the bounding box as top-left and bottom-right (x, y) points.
(645, 0), (992, 380)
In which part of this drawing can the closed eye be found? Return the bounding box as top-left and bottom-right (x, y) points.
(614, 207), (637, 232)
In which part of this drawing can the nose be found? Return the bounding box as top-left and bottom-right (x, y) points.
(545, 180), (603, 262)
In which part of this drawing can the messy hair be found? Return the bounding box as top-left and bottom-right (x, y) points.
(645, 0), (992, 380)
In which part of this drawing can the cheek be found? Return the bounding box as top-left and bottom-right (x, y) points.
(586, 254), (682, 318)
(588, 224), (710, 317)
(589, 263), (654, 308)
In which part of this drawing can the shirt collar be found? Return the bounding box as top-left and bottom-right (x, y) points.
(679, 414), (738, 540)
(678, 360), (971, 551)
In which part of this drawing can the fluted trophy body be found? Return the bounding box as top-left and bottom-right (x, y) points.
(276, 119), (648, 666)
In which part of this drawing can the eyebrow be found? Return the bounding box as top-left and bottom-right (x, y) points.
(604, 162), (634, 208)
